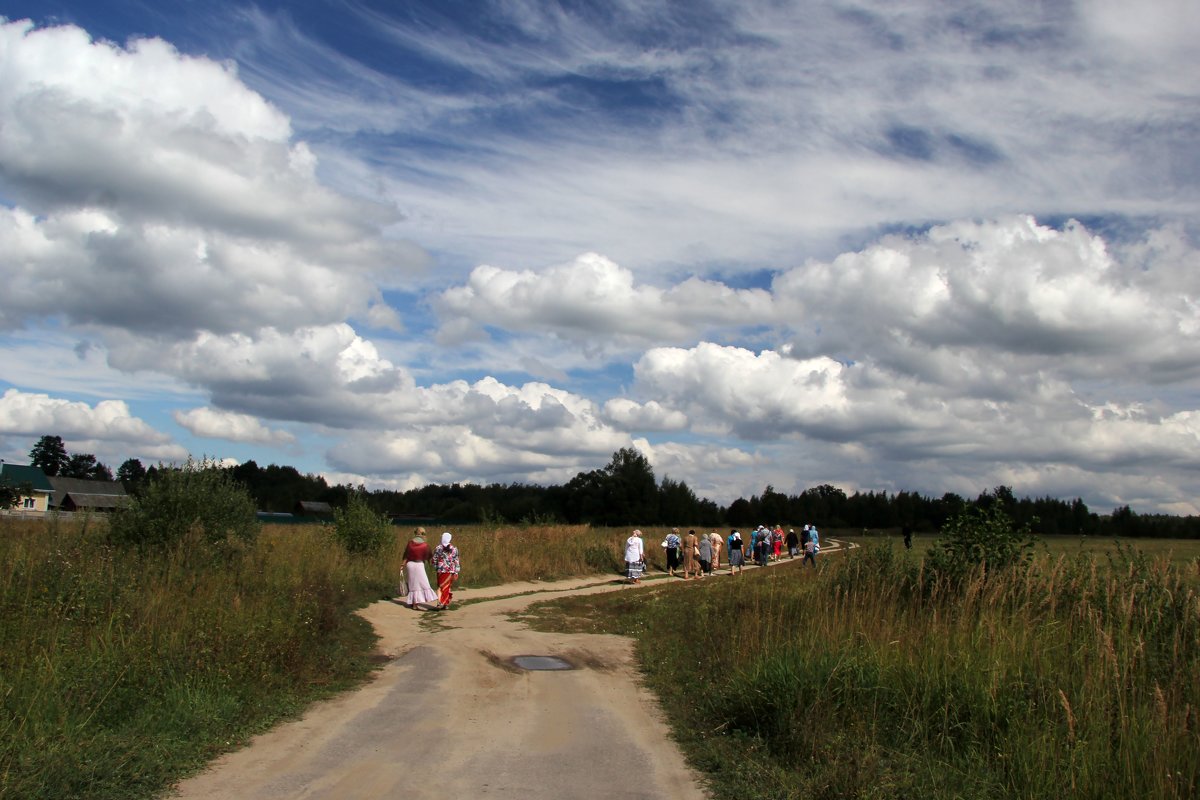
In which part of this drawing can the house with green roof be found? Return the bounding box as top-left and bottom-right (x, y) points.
(0, 463), (54, 514)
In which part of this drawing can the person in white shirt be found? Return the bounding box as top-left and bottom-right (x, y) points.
(624, 529), (645, 583)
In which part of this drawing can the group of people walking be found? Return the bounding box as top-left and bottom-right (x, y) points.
(395, 523), (821, 601)
(625, 524), (822, 582)
(400, 527), (461, 610)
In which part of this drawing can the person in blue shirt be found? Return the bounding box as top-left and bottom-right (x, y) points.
(664, 528), (682, 577)
(726, 530), (744, 575)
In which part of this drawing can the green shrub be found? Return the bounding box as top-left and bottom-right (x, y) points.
(330, 493), (394, 555)
(107, 457), (259, 553)
(927, 501), (1035, 580)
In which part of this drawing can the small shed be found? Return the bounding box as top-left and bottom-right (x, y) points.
(48, 477), (129, 513)
(295, 500), (334, 518)
(59, 492), (132, 513)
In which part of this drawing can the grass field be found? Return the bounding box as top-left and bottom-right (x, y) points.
(3, 517), (1198, 799)
(836, 529), (1200, 573)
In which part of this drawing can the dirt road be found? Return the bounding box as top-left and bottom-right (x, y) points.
(167, 576), (708, 800)
(168, 540), (852, 800)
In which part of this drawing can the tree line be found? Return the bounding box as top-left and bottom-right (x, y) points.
(10, 437), (1200, 538)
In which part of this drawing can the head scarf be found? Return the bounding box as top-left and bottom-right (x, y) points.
(441, 531), (452, 546)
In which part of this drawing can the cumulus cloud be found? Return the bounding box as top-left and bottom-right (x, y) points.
(0, 388), (185, 463)
(173, 407), (296, 446)
(602, 399), (688, 432)
(102, 324), (415, 428)
(434, 252), (773, 352)
(324, 376), (632, 483)
(631, 437), (761, 501)
(633, 345), (857, 440)
(0, 20), (421, 340)
(775, 216), (1200, 385)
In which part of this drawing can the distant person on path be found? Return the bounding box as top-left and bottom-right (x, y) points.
(402, 527), (440, 609)
(709, 530), (723, 571)
(698, 530), (713, 576)
(803, 525), (820, 568)
(786, 528), (800, 559)
(625, 529), (645, 583)
(772, 525), (784, 561)
(432, 531), (461, 610)
(903, 525), (913, 550)
(664, 528), (682, 577)
(757, 526), (771, 567)
(683, 528), (698, 579)
(726, 530), (744, 575)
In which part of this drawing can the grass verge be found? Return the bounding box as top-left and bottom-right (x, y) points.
(523, 541), (1200, 800)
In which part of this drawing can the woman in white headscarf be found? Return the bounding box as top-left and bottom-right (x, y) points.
(432, 531), (461, 610)
(624, 529), (645, 583)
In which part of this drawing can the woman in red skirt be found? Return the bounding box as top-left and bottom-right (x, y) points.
(432, 531), (461, 610)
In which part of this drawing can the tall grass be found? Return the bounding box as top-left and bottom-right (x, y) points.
(0, 519), (395, 799)
(537, 541), (1200, 799)
(443, 523), (672, 585)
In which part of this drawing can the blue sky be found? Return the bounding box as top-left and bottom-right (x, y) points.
(1, 0), (1199, 513)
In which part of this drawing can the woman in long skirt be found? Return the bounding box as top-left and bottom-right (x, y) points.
(624, 529), (645, 583)
(726, 530), (744, 575)
(432, 531), (461, 610)
(402, 527), (439, 608)
(664, 528), (682, 576)
(682, 528), (698, 579)
(697, 532), (712, 576)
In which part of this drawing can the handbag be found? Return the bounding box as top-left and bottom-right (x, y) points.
(661, 539), (669, 548)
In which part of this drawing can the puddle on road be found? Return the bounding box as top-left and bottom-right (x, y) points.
(511, 655), (574, 671)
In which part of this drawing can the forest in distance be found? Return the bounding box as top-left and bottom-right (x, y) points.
(96, 446), (1197, 539)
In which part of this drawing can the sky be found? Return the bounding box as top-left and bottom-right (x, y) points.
(1, 0), (1199, 515)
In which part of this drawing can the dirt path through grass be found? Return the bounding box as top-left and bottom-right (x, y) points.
(167, 541), (852, 800)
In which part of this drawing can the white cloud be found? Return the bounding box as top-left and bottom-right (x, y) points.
(435, 252), (774, 352)
(324, 376), (631, 482)
(0, 388), (167, 441)
(174, 407), (296, 446)
(0, 20), (422, 341)
(631, 437), (761, 502)
(775, 217), (1200, 384)
(0, 388), (186, 464)
(633, 344), (857, 439)
(602, 399), (688, 432)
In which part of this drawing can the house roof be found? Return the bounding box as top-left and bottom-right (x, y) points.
(0, 463), (54, 493)
(62, 492), (132, 510)
(47, 476), (128, 509)
(296, 500), (334, 515)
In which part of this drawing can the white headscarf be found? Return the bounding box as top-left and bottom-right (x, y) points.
(441, 531), (452, 547)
